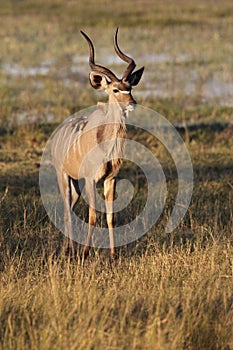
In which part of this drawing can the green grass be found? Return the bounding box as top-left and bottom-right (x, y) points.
(0, 0), (232, 124)
(0, 0), (233, 349)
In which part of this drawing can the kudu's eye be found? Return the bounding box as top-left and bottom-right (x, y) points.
(113, 89), (119, 93)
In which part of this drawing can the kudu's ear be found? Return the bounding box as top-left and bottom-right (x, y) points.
(128, 66), (144, 86)
(89, 71), (109, 90)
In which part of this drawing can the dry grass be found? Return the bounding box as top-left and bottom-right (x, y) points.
(0, 240), (232, 350)
(0, 1), (233, 349)
(0, 120), (233, 350)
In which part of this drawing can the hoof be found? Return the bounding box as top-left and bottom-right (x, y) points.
(64, 240), (80, 260)
(82, 247), (90, 265)
(109, 252), (118, 264)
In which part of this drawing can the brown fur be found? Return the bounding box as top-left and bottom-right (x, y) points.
(51, 30), (144, 261)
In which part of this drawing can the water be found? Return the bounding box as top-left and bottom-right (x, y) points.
(1, 52), (232, 126)
(2, 62), (51, 77)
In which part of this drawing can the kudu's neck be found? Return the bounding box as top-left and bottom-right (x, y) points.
(95, 101), (127, 164)
(97, 101), (127, 126)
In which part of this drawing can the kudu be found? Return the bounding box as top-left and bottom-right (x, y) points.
(51, 28), (144, 260)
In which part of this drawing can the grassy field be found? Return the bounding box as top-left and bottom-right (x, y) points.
(0, 1), (233, 349)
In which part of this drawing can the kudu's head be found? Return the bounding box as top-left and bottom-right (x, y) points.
(81, 28), (144, 115)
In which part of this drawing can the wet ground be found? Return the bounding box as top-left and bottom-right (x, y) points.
(2, 51), (232, 106)
(1, 50), (232, 127)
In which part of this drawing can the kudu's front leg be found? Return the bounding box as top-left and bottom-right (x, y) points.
(104, 178), (116, 260)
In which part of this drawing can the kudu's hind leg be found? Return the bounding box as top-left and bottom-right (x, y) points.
(104, 178), (116, 260)
(69, 178), (85, 257)
(83, 180), (96, 262)
(57, 172), (76, 257)
(70, 178), (84, 210)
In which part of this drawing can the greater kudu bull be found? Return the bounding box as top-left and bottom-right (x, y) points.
(51, 28), (144, 261)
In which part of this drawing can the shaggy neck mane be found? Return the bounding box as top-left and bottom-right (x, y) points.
(105, 103), (127, 172)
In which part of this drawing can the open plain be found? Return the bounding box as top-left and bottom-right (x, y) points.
(0, 1), (233, 349)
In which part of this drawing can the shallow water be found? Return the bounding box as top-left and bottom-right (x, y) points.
(1, 53), (232, 113)
(2, 62), (51, 77)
